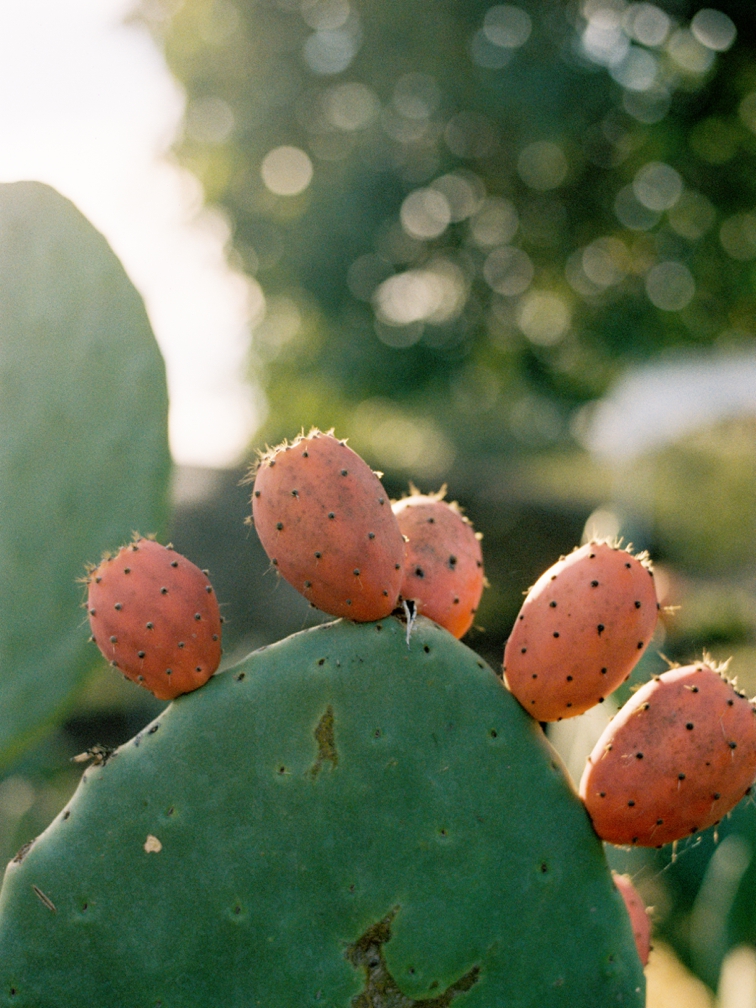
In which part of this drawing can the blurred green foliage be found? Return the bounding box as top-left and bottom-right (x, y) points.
(151, 0), (755, 475)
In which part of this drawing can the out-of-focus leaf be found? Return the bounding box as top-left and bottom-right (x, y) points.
(0, 181), (170, 768)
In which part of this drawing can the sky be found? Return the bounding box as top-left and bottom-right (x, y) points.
(0, 0), (263, 468)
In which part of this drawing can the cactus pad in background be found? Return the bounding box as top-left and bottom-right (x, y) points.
(0, 617), (644, 1006)
(87, 538), (222, 700)
(393, 489), (484, 640)
(504, 543), (658, 721)
(0, 182), (170, 769)
(251, 429), (405, 620)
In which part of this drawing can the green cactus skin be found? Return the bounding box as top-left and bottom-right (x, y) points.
(0, 182), (170, 768)
(0, 617), (644, 1006)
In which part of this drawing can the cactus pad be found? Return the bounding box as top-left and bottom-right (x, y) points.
(0, 618), (643, 1006)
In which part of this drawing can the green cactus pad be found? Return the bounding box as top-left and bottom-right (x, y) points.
(0, 617), (644, 1006)
(0, 182), (170, 768)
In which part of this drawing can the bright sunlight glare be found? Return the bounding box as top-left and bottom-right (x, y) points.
(0, 0), (263, 469)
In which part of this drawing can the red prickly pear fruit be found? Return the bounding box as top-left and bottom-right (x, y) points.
(579, 663), (756, 847)
(503, 541), (658, 721)
(612, 873), (651, 967)
(392, 489), (484, 639)
(86, 538), (222, 701)
(250, 429), (405, 621)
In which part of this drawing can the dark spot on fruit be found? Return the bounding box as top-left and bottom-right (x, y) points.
(601, 667), (607, 674)
(318, 658), (325, 665)
(686, 723), (694, 730)
(427, 517), (435, 523)
(328, 513), (335, 520)
(566, 702), (572, 708)
(382, 590), (388, 596)
(625, 562), (631, 568)
(597, 624), (604, 634)
(254, 490), (260, 497)
(368, 532), (375, 539)
(730, 742), (737, 749)
(302, 450), (308, 457)
(146, 622), (153, 629)
(346, 599), (352, 605)
(490, 729), (497, 738)
(171, 560), (178, 568)
(550, 601), (557, 608)
(713, 793), (721, 800)
(379, 498), (385, 505)
(90, 609), (96, 616)
(414, 567), (424, 578)
(114, 603), (122, 611)
(599, 792), (605, 798)
(340, 469), (348, 476)
(424, 645), (430, 653)
(353, 569), (360, 576)
(628, 800), (635, 807)
(679, 773), (686, 780)
(637, 641), (644, 649)
(566, 675), (573, 681)
(138, 651), (145, 659)
(196, 666), (202, 672)
(166, 669), (172, 676)
(521, 647), (527, 654)
(448, 555), (457, 568)
(276, 522), (283, 530)
(589, 553), (596, 559)
(553, 632), (559, 638)
(598, 697), (605, 703)
(304, 580), (312, 588)
(315, 551), (322, 559)
(636, 753), (643, 759)
(591, 580), (599, 588)
(160, 587), (168, 595)
(110, 636), (117, 643)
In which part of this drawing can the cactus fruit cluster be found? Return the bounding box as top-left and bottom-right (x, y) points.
(3, 424), (756, 1004)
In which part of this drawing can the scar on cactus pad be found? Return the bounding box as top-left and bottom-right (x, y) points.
(504, 541), (658, 722)
(86, 537), (222, 701)
(392, 486), (485, 640)
(580, 660), (756, 847)
(250, 429), (405, 621)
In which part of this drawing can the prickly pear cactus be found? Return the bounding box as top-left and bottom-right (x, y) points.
(0, 618), (644, 1006)
(0, 182), (170, 768)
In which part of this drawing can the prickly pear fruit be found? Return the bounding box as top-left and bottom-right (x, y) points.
(87, 538), (221, 701)
(613, 873), (651, 967)
(251, 429), (404, 620)
(579, 663), (756, 847)
(392, 490), (484, 639)
(503, 542), (658, 721)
